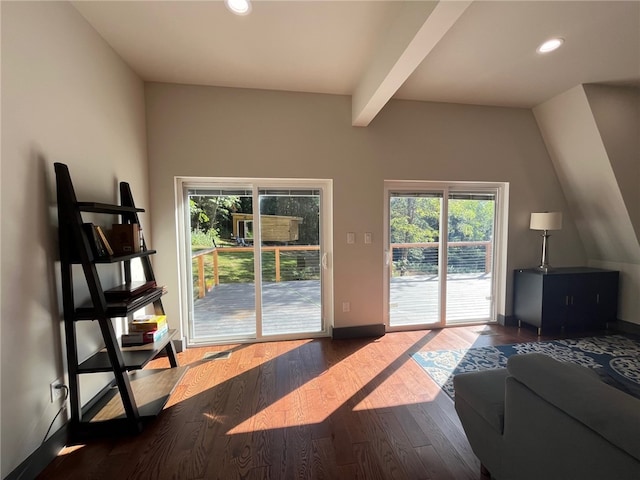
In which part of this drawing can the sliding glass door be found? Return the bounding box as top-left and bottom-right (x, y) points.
(385, 182), (503, 329)
(259, 188), (323, 336)
(179, 179), (332, 344)
(445, 193), (496, 324)
(188, 187), (257, 340)
(387, 192), (443, 326)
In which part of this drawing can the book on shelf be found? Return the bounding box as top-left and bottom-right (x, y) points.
(94, 225), (114, 256)
(75, 286), (165, 317)
(109, 288), (164, 315)
(104, 280), (157, 301)
(82, 223), (107, 258)
(121, 323), (168, 346)
(129, 314), (167, 332)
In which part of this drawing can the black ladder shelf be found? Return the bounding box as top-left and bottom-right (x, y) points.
(55, 162), (187, 438)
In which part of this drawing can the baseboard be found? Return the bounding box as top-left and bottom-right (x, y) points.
(5, 423), (68, 480)
(173, 336), (185, 353)
(332, 323), (385, 340)
(610, 319), (640, 336)
(498, 314), (517, 327)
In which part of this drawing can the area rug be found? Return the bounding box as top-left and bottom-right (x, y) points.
(411, 334), (640, 399)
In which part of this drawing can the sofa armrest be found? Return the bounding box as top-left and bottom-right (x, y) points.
(507, 353), (640, 461)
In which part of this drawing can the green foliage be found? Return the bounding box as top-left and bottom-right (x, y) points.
(447, 199), (494, 241)
(390, 195), (495, 276)
(190, 229), (219, 248)
(189, 199), (210, 225)
(189, 195), (241, 239)
(390, 197), (440, 244)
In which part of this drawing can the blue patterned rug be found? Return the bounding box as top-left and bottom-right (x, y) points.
(411, 334), (640, 399)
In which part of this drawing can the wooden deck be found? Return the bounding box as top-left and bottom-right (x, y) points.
(192, 280), (322, 339)
(192, 274), (492, 340)
(390, 273), (492, 326)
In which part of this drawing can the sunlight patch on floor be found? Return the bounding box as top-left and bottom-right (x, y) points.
(351, 378), (440, 411)
(58, 444), (85, 456)
(225, 388), (330, 434)
(217, 330), (453, 435)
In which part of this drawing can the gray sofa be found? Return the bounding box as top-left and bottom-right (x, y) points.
(453, 353), (640, 479)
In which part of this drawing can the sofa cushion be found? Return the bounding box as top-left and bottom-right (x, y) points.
(507, 353), (640, 462)
(453, 368), (509, 433)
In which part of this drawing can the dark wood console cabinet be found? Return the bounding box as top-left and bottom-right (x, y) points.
(513, 267), (619, 335)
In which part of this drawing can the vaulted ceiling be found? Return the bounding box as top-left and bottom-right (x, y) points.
(73, 1), (640, 126)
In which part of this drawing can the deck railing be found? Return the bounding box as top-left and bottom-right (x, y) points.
(390, 241), (492, 275)
(192, 245), (320, 299)
(192, 241), (491, 299)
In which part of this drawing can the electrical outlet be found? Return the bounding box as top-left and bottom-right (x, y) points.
(342, 301), (350, 312)
(50, 379), (65, 403)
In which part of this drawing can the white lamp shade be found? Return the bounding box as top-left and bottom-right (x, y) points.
(530, 212), (562, 231)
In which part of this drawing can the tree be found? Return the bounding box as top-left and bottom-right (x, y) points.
(189, 195), (241, 245)
(447, 199), (494, 241)
(389, 196), (495, 275)
(390, 197), (440, 244)
(389, 197), (440, 273)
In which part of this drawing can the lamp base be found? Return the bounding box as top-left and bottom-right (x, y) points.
(537, 231), (552, 273)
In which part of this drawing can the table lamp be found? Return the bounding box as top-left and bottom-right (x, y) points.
(530, 212), (562, 272)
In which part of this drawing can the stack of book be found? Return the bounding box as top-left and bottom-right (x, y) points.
(104, 280), (156, 301)
(121, 314), (168, 346)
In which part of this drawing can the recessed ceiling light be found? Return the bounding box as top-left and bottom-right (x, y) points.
(537, 38), (564, 54)
(225, 0), (252, 16)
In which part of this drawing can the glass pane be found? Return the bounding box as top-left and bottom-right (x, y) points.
(259, 190), (322, 335)
(446, 194), (495, 324)
(389, 194), (442, 326)
(189, 191), (256, 339)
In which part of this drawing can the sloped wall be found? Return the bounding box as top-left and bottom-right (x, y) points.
(534, 84), (640, 323)
(583, 85), (640, 242)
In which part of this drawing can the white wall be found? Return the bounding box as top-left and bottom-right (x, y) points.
(534, 85), (640, 324)
(583, 84), (640, 241)
(1, 2), (148, 476)
(145, 82), (586, 335)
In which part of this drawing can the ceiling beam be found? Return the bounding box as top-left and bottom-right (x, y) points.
(351, 0), (472, 127)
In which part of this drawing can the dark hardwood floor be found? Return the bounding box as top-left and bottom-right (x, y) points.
(37, 324), (585, 480)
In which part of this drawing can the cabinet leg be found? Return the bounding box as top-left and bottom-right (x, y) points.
(537, 327), (541, 336)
